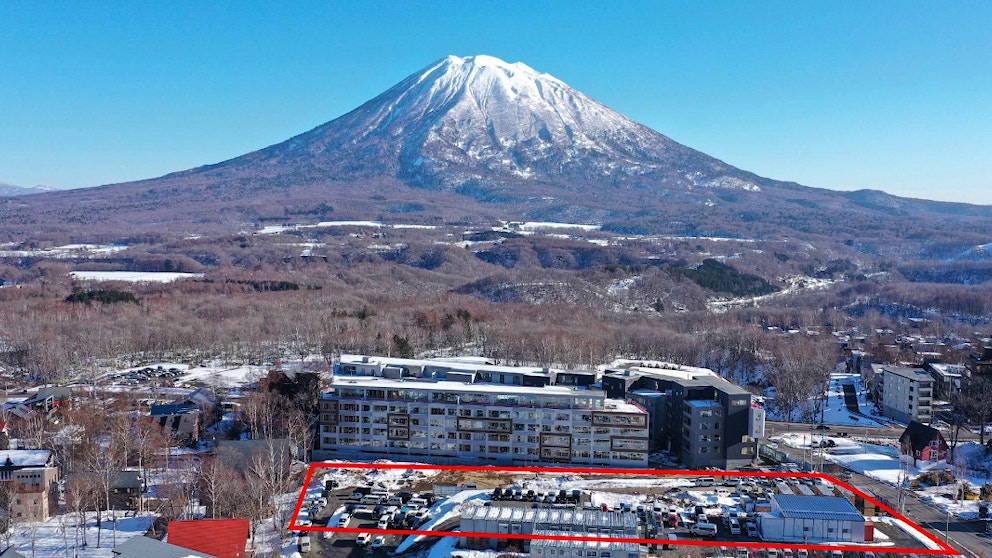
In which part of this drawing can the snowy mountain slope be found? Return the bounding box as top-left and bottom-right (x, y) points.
(6, 54), (992, 253)
(178, 54), (764, 197)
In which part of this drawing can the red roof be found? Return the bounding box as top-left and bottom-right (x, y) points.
(167, 519), (250, 558)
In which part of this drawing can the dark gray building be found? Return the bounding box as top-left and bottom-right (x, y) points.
(603, 362), (760, 469)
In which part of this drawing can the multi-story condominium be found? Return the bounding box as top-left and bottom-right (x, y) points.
(315, 356), (648, 467)
(879, 365), (933, 424)
(601, 360), (762, 470)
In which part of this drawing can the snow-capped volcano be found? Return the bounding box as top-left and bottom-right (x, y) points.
(208, 54), (763, 197)
(19, 53), (992, 245)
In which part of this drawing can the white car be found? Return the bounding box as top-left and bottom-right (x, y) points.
(337, 513), (351, 527)
(371, 535), (385, 549)
(688, 522), (718, 537)
(356, 533), (371, 547)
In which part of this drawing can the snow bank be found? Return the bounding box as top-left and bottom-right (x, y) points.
(395, 490), (487, 554)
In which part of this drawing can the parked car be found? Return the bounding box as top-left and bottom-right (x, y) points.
(298, 535), (311, 553)
(356, 533), (371, 547)
(745, 521), (758, 537)
(729, 518), (742, 535)
(689, 522), (718, 537)
(371, 536), (385, 549)
(337, 513), (351, 527)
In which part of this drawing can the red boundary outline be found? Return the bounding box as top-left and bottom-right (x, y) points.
(290, 462), (958, 555)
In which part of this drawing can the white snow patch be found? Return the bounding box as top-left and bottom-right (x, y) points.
(69, 271), (203, 283)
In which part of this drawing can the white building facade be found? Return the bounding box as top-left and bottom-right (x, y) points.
(315, 376), (649, 467)
(880, 366), (933, 424)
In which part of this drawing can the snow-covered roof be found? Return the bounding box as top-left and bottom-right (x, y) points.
(329, 376), (605, 398)
(113, 535), (216, 558)
(0, 450), (51, 468)
(601, 358), (718, 378)
(462, 505), (638, 529)
(929, 363), (965, 378)
(531, 530), (640, 551)
(339, 353), (563, 376)
(881, 365), (933, 382)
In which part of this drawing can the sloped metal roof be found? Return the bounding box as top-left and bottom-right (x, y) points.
(772, 495), (864, 521)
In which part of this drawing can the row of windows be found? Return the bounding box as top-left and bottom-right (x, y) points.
(321, 437), (646, 462)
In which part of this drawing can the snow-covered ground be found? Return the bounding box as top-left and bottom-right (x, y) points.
(0, 244), (126, 259)
(766, 373), (887, 427)
(395, 490), (487, 554)
(69, 271), (204, 283)
(4, 511), (155, 558)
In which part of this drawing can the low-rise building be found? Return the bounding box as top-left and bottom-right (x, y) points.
(530, 530), (643, 558)
(968, 346), (992, 378)
(167, 518), (250, 558)
(150, 403), (201, 442)
(899, 420), (948, 466)
(758, 494), (869, 544)
(926, 362), (965, 400)
(0, 449), (59, 522)
(459, 506), (639, 551)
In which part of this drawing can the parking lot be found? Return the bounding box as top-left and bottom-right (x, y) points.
(297, 484), (434, 557)
(293, 469), (924, 557)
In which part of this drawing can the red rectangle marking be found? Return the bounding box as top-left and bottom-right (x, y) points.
(290, 462), (958, 555)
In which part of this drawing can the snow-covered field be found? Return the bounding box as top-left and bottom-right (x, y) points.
(69, 271), (204, 283)
(0, 244), (126, 259)
(4, 511), (155, 558)
(766, 373), (887, 428)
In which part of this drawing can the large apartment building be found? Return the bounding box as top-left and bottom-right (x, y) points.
(602, 360), (762, 470)
(878, 365), (933, 424)
(314, 355), (648, 467)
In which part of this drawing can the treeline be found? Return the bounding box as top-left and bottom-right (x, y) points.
(65, 288), (139, 304)
(671, 259), (780, 297)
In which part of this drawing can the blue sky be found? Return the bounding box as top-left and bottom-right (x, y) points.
(1, 1), (990, 203)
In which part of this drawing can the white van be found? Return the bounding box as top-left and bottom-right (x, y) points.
(298, 535), (311, 552)
(729, 518), (742, 535)
(694, 477), (716, 487)
(407, 497), (428, 509)
(689, 522), (718, 537)
(361, 494), (384, 505)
